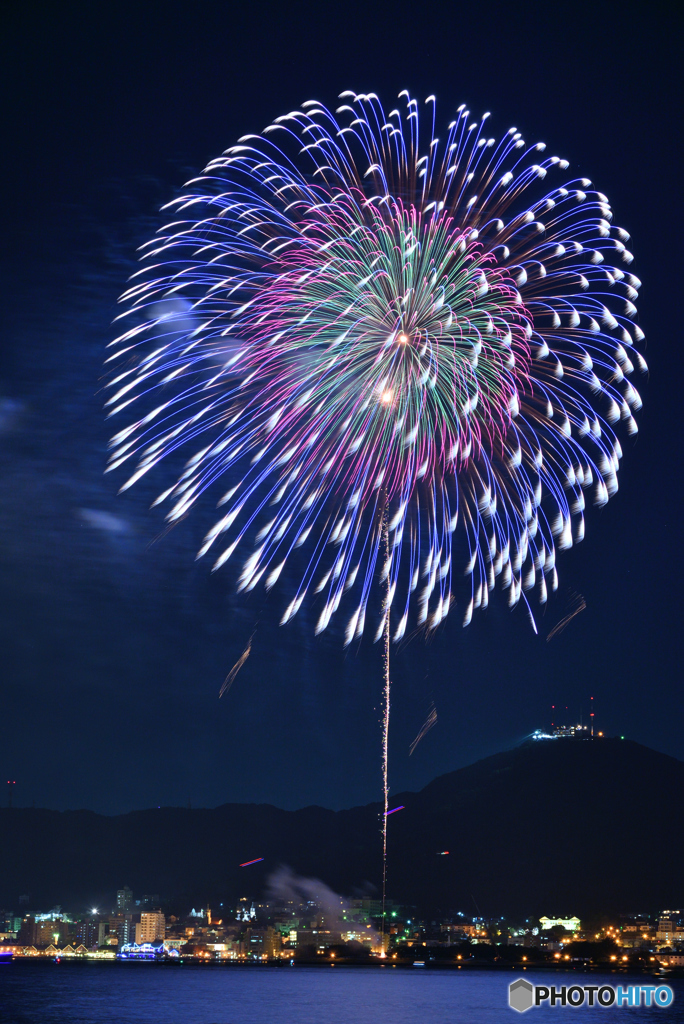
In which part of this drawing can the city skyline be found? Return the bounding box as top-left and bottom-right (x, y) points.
(6, 893), (684, 965)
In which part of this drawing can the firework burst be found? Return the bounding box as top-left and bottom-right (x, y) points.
(106, 91), (645, 641)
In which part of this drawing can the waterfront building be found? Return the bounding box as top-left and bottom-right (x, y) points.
(118, 942), (164, 960)
(73, 918), (99, 948)
(135, 911), (165, 944)
(163, 937), (186, 952)
(17, 916), (37, 946)
(35, 919), (65, 946)
(108, 913), (135, 947)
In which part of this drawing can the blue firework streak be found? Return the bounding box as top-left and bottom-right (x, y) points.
(106, 91), (645, 642)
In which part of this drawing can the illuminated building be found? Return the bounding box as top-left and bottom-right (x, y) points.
(30, 913), (74, 948)
(108, 914), (134, 947)
(138, 894), (160, 911)
(17, 916), (38, 946)
(236, 901), (256, 922)
(0, 912), (22, 938)
(118, 942), (164, 960)
(531, 726), (590, 741)
(660, 954), (684, 967)
(135, 912), (165, 944)
(204, 942), (237, 958)
(263, 926), (281, 958)
(457, 923), (489, 940)
(73, 918), (99, 948)
(163, 937), (186, 952)
(554, 725), (589, 738)
(619, 919), (653, 947)
(349, 898), (397, 918)
(116, 887), (133, 913)
(656, 914), (684, 944)
(539, 916), (580, 932)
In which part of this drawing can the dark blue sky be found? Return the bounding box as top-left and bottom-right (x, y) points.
(1, 0), (681, 814)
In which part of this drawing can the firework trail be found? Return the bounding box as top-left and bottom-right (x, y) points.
(106, 91), (644, 644)
(546, 591), (586, 641)
(219, 629), (255, 697)
(409, 701), (438, 755)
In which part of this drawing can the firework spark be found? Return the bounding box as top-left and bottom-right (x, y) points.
(219, 629), (255, 697)
(546, 591), (587, 641)
(409, 701), (438, 755)
(107, 91), (644, 642)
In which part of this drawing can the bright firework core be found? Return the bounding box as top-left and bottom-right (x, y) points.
(107, 91), (644, 643)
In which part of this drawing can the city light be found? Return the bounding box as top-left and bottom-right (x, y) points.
(5, 901), (680, 967)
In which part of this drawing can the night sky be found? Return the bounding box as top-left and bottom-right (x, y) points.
(1, 1), (681, 815)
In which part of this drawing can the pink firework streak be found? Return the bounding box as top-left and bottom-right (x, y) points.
(239, 858), (265, 867)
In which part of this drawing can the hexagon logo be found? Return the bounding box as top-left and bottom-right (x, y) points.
(509, 978), (535, 1013)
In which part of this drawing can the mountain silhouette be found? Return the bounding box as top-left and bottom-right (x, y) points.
(2, 737), (681, 918)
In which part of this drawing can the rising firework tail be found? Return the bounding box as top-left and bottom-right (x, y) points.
(380, 504), (391, 951)
(106, 91), (644, 644)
